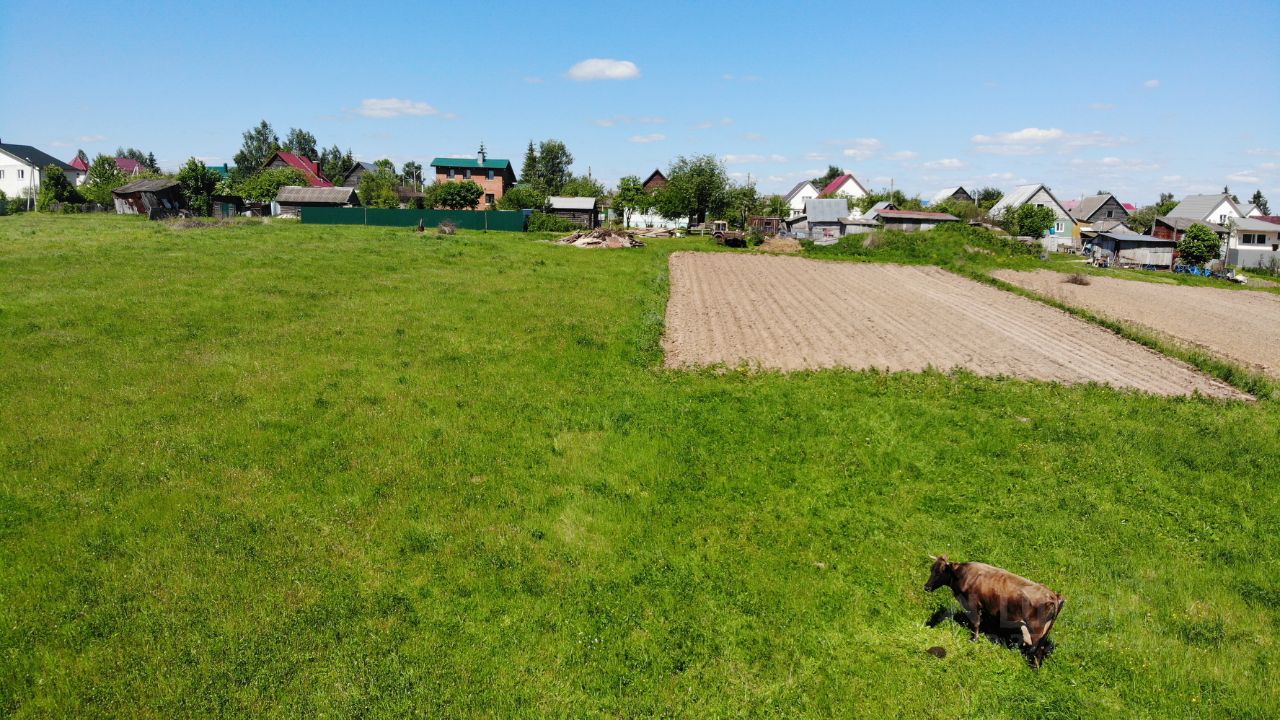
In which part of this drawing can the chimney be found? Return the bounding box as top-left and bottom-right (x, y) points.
(477, 142), (487, 164)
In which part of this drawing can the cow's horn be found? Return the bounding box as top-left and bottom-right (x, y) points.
(928, 555), (938, 561)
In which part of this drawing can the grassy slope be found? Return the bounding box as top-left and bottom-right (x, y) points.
(1, 215), (1278, 718)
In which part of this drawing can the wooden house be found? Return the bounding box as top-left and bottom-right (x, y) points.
(111, 179), (185, 217)
(989, 184), (1078, 251)
(642, 169), (667, 192)
(272, 185), (359, 217)
(210, 194), (245, 219)
(263, 151), (331, 187)
(1070, 193), (1130, 224)
(338, 161), (378, 188)
(546, 196), (599, 228)
(930, 186), (975, 205)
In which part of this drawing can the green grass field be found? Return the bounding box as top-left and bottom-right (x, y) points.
(2, 215), (1278, 718)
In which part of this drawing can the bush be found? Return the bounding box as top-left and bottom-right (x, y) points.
(527, 212), (582, 233)
(1178, 223), (1220, 267)
(0, 189), (6, 216)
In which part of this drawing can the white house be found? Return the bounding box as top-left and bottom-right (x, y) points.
(1165, 193), (1245, 227)
(819, 173), (868, 200)
(1226, 217), (1280, 269)
(783, 180), (820, 217)
(989, 183), (1078, 251)
(0, 142), (78, 204)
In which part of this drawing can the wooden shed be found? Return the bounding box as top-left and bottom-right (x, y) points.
(1090, 230), (1175, 269)
(272, 186), (360, 217)
(211, 194), (245, 219)
(546, 196), (599, 228)
(111, 179), (185, 218)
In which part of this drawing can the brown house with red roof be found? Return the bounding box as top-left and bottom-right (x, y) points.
(263, 151), (331, 187)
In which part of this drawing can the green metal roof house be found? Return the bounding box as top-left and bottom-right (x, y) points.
(429, 145), (516, 208)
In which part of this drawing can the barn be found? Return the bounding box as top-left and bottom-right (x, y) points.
(546, 196), (599, 228)
(272, 186), (360, 217)
(111, 179), (185, 217)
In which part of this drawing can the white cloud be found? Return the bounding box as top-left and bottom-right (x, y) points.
(889, 150), (918, 160)
(804, 152), (828, 162)
(1143, 79), (1161, 88)
(1161, 175), (1184, 183)
(1227, 171), (1261, 183)
(1069, 157), (1159, 172)
(721, 153), (787, 165)
(743, 132), (766, 142)
(568, 58), (640, 81)
(972, 127), (1128, 155)
(838, 138), (882, 160)
(78, 134), (105, 142)
(629, 133), (666, 143)
(694, 117), (735, 130)
(355, 98), (439, 118)
(923, 158), (965, 169)
(594, 115), (666, 127)
(1247, 148), (1280, 157)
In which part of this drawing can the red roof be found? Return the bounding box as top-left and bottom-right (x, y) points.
(877, 209), (958, 221)
(821, 173), (866, 196)
(115, 157), (144, 174)
(1255, 216), (1280, 225)
(1122, 203), (1137, 211)
(269, 151), (331, 187)
(69, 155), (89, 172)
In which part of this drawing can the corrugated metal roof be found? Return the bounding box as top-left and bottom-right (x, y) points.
(0, 143), (75, 172)
(989, 184), (1041, 214)
(269, 151), (331, 187)
(1096, 231), (1172, 244)
(803, 198), (850, 223)
(1231, 217), (1280, 232)
(930, 186), (966, 204)
(275, 186), (358, 204)
(547, 196), (597, 211)
(1155, 216), (1227, 233)
(1167, 194), (1235, 220)
(112, 179), (179, 194)
(430, 157), (512, 170)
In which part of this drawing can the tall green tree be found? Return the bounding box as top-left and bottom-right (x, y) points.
(974, 187), (1004, 211)
(1250, 190), (1270, 215)
(145, 152), (159, 173)
(532, 140), (573, 194)
(763, 194), (789, 219)
(233, 120), (281, 176)
(613, 175), (650, 227)
(1156, 192), (1179, 216)
(1178, 223), (1221, 266)
(357, 168), (401, 208)
(1127, 205), (1159, 234)
(726, 183), (762, 228)
(654, 154), (730, 226)
(521, 141), (538, 185)
(282, 128), (318, 159)
(75, 149), (89, 166)
(79, 154), (128, 205)
(401, 161), (424, 189)
(374, 159), (396, 176)
(176, 158), (221, 215)
(560, 174), (604, 198)
(812, 165), (844, 192)
(319, 146), (355, 185)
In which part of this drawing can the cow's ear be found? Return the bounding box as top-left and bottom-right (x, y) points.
(939, 555), (948, 563)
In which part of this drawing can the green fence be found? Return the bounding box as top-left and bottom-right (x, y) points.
(300, 207), (528, 232)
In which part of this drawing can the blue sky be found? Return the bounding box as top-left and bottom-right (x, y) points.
(3, 0), (1278, 205)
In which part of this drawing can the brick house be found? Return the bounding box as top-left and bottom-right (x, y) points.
(429, 146), (516, 208)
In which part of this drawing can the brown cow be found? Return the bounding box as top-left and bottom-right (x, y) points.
(924, 555), (1065, 667)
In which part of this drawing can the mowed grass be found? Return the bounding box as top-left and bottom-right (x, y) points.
(1, 215), (1278, 718)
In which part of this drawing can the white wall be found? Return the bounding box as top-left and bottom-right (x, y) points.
(788, 185), (817, 216)
(627, 211), (687, 229)
(829, 178), (867, 199)
(0, 157), (38, 199)
(1205, 199), (1243, 225)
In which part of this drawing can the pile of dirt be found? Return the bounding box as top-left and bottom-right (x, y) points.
(557, 228), (646, 249)
(757, 235), (801, 254)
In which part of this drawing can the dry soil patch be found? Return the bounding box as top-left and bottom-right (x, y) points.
(664, 253), (1245, 398)
(993, 269), (1280, 378)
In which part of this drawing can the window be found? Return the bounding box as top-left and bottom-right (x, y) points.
(1054, 221), (1064, 234)
(0, 170), (4, 179)
(485, 193), (494, 205)
(1219, 214), (1226, 223)
(448, 168), (456, 179)
(487, 169), (494, 180)
(17, 169), (25, 179)
(1105, 210), (1113, 218)
(464, 169), (472, 179)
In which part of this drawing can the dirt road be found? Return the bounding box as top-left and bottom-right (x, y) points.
(993, 269), (1280, 378)
(663, 253), (1246, 398)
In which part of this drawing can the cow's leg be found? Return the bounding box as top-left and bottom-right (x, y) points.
(965, 603), (982, 641)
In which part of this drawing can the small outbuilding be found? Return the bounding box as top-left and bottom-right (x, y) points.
(1090, 230), (1175, 269)
(112, 179), (185, 217)
(210, 194), (245, 219)
(272, 185), (360, 217)
(786, 198), (852, 244)
(546, 196), (599, 228)
(748, 216), (786, 234)
(873, 209), (959, 232)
